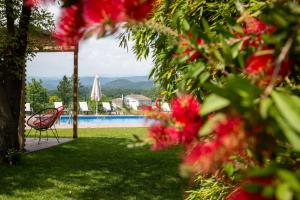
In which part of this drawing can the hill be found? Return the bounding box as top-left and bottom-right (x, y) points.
(28, 76), (154, 90)
(104, 79), (154, 90)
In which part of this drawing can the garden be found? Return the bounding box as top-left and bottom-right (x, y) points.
(0, 0), (300, 200)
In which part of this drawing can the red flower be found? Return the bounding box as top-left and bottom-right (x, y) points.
(149, 123), (176, 150)
(171, 95), (201, 125)
(184, 116), (245, 173)
(226, 177), (275, 200)
(245, 49), (292, 77)
(54, 2), (86, 46)
(83, 0), (126, 24)
(244, 17), (275, 35)
(237, 17), (275, 49)
(124, 0), (154, 21)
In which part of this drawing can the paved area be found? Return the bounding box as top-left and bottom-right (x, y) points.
(25, 137), (73, 152)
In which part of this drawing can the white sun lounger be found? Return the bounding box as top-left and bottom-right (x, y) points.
(79, 102), (91, 114)
(102, 102), (112, 114)
(54, 102), (63, 109)
(25, 103), (32, 114)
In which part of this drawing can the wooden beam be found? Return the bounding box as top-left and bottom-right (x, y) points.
(73, 44), (78, 138)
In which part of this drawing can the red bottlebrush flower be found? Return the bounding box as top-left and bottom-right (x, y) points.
(83, 0), (126, 24)
(124, 0), (154, 21)
(171, 95), (201, 125)
(237, 17), (275, 49)
(184, 116), (245, 173)
(245, 49), (292, 77)
(244, 17), (276, 35)
(149, 123), (176, 150)
(226, 177), (275, 200)
(54, 2), (86, 46)
(179, 37), (204, 62)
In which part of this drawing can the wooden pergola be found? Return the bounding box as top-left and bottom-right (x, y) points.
(18, 30), (79, 149)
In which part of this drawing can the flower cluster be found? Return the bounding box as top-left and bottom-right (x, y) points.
(144, 95), (202, 150)
(176, 34), (204, 62)
(241, 17), (292, 84)
(28, 0), (155, 45)
(184, 116), (245, 173)
(144, 95), (247, 174)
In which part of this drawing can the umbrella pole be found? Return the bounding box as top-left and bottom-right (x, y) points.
(96, 101), (98, 115)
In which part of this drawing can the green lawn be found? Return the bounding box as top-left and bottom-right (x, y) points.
(0, 128), (186, 200)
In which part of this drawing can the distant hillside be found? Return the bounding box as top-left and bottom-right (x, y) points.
(104, 79), (154, 90)
(28, 76), (154, 90)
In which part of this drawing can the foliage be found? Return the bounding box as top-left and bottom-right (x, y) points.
(186, 175), (231, 200)
(26, 78), (49, 112)
(48, 95), (61, 105)
(57, 75), (72, 108)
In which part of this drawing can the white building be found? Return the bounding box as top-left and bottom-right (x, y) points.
(124, 94), (152, 110)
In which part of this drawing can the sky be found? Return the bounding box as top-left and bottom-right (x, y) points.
(26, 5), (153, 78)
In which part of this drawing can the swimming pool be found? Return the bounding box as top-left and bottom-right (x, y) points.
(59, 115), (149, 125)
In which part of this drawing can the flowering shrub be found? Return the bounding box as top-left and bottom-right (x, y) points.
(31, 0), (300, 199)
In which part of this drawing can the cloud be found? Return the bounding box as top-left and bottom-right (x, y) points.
(27, 4), (153, 77)
(27, 36), (153, 77)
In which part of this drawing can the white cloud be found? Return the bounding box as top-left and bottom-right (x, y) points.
(27, 35), (153, 77)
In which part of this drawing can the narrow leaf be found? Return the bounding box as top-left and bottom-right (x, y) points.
(271, 91), (300, 133)
(201, 94), (230, 116)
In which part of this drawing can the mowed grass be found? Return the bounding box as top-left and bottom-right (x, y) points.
(0, 128), (186, 200)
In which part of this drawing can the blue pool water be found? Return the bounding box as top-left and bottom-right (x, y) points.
(59, 115), (149, 125)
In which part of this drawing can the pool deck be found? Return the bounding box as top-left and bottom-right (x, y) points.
(25, 137), (73, 152)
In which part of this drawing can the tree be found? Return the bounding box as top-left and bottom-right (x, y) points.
(57, 75), (72, 108)
(0, 0), (53, 161)
(26, 78), (49, 112)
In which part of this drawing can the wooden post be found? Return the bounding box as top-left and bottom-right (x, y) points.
(73, 45), (78, 138)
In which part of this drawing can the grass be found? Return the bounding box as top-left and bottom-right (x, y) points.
(0, 128), (186, 200)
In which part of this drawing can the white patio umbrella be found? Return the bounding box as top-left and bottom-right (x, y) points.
(90, 74), (102, 115)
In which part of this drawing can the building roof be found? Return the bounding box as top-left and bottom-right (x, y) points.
(112, 98), (123, 105)
(125, 94), (151, 101)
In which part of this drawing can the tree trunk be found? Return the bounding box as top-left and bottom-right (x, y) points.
(0, 0), (31, 162)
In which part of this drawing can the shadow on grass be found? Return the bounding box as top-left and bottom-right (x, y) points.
(0, 137), (186, 200)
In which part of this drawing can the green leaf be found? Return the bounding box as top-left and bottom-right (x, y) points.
(273, 111), (300, 151)
(277, 170), (300, 192)
(231, 41), (243, 59)
(260, 98), (272, 119)
(199, 113), (226, 136)
(271, 91), (300, 133)
(223, 163), (235, 177)
(201, 94), (230, 116)
(276, 184), (293, 200)
(199, 71), (210, 84)
(182, 19), (190, 31)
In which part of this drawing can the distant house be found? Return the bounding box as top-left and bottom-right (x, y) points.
(112, 98), (123, 108)
(124, 94), (152, 110)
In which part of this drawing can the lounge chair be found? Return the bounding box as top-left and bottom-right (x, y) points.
(102, 102), (112, 114)
(54, 102), (67, 114)
(79, 102), (91, 114)
(26, 106), (64, 144)
(25, 103), (32, 114)
(162, 102), (171, 112)
(54, 102), (63, 109)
